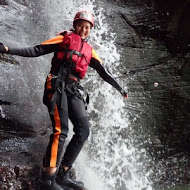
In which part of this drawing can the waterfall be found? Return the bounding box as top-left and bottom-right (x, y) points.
(39, 0), (153, 189)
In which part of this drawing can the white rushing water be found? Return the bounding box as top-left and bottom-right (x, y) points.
(40, 0), (153, 190)
(0, 0), (153, 189)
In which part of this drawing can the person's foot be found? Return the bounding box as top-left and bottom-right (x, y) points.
(57, 166), (84, 189)
(41, 171), (65, 190)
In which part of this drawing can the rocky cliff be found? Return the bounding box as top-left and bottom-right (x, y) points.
(103, 0), (190, 188)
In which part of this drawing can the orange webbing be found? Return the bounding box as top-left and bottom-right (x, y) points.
(41, 35), (64, 45)
(46, 74), (52, 90)
(92, 49), (103, 64)
(47, 74), (53, 100)
(50, 105), (61, 167)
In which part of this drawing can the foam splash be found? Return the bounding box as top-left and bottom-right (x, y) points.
(0, 105), (6, 118)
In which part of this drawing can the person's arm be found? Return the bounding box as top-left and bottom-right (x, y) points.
(0, 43), (58, 57)
(0, 35), (64, 57)
(89, 49), (128, 98)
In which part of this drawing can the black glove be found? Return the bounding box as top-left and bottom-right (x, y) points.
(120, 89), (128, 98)
(0, 43), (7, 53)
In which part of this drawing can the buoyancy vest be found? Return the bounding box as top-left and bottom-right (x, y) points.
(55, 31), (92, 79)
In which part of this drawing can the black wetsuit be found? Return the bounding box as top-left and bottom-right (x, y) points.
(6, 42), (124, 168)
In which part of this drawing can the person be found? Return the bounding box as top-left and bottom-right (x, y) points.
(0, 10), (128, 190)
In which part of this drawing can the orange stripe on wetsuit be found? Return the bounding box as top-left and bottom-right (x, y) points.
(46, 74), (62, 167)
(41, 35), (64, 45)
(92, 48), (103, 64)
(50, 104), (61, 167)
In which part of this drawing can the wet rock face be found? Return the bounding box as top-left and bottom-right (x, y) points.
(104, 0), (190, 187)
(0, 1), (50, 189)
(96, 0), (190, 187)
(0, 165), (41, 190)
(148, 0), (190, 55)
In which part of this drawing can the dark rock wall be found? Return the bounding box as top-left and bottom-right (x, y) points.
(0, 1), (50, 189)
(102, 0), (190, 188)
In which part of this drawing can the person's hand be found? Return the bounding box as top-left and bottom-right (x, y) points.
(120, 89), (128, 99)
(0, 43), (8, 53)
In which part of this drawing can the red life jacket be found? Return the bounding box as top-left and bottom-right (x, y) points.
(56, 31), (92, 79)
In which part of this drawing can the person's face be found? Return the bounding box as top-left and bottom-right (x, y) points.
(75, 20), (92, 39)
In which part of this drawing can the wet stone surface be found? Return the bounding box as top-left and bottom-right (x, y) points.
(98, 0), (190, 188)
(0, 165), (41, 190)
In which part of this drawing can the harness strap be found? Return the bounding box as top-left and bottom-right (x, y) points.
(68, 50), (82, 64)
(50, 49), (85, 114)
(50, 65), (66, 114)
(49, 50), (82, 115)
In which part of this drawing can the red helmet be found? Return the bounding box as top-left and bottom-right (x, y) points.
(73, 10), (94, 27)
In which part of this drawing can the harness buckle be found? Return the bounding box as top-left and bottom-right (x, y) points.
(74, 51), (82, 57)
(57, 87), (62, 94)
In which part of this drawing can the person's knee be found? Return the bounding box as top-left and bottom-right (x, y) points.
(73, 117), (90, 143)
(81, 124), (90, 141)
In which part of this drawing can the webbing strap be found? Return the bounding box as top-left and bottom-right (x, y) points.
(49, 65), (66, 114)
(49, 50), (82, 115)
(68, 50), (82, 64)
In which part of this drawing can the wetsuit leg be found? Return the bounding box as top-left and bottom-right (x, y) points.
(61, 95), (90, 167)
(43, 78), (69, 168)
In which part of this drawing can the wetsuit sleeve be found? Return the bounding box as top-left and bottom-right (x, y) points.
(8, 44), (59, 57)
(7, 35), (64, 57)
(89, 49), (123, 93)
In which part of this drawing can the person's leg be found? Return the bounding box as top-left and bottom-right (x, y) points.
(43, 104), (69, 171)
(57, 95), (90, 188)
(42, 100), (68, 190)
(42, 75), (69, 189)
(64, 94), (90, 166)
